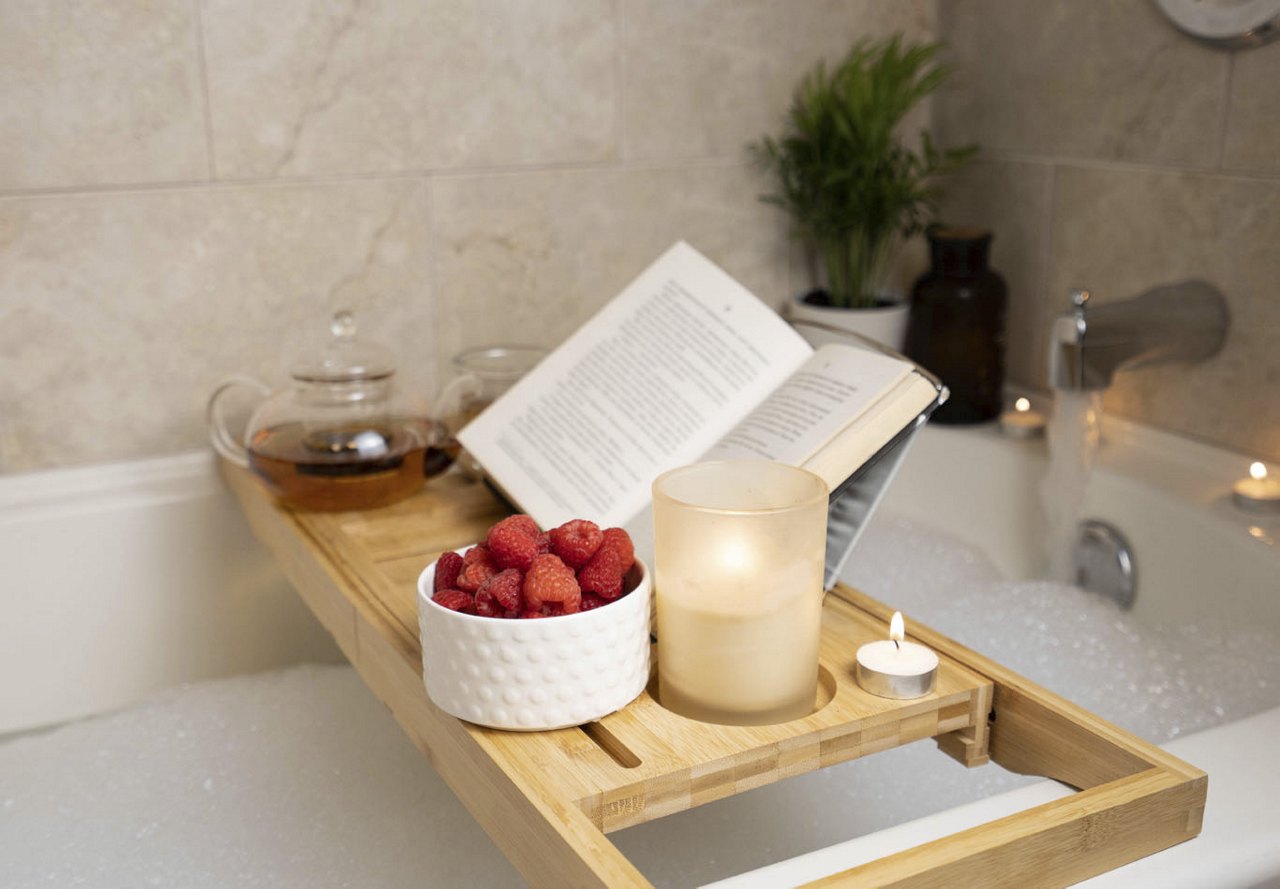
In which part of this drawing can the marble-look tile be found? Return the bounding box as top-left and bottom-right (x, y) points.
(0, 1), (207, 190)
(935, 1), (1228, 167)
(622, 0), (934, 161)
(1222, 40), (1280, 174)
(0, 181), (434, 472)
(202, 0), (616, 179)
(1047, 166), (1280, 461)
(431, 163), (789, 377)
(935, 159), (1053, 388)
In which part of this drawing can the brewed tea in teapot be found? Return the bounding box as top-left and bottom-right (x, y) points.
(207, 311), (436, 511)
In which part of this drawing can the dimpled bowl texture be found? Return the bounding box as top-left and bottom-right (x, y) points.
(417, 552), (652, 731)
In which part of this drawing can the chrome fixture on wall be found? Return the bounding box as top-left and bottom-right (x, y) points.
(1047, 281), (1230, 392)
(1156, 0), (1280, 48)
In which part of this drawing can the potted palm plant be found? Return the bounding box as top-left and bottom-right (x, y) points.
(751, 36), (976, 350)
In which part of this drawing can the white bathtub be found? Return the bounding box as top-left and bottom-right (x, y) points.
(881, 417), (1280, 633)
(0, 452), (341, 736)
(3, 419), (1277, 886)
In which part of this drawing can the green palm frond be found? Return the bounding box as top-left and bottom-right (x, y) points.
(749, 37), (977, 308)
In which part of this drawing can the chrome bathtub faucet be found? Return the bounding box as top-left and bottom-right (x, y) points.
(1047, 281), (1230, 392)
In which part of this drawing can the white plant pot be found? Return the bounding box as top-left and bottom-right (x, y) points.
(786, 294), (910, 353)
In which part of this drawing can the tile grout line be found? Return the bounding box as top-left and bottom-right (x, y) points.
(977, 147), (1280, 183)
(1032, 162), (1059, 390)
(614, 0), (627, 165)
(0, 156), (752, 202)
(191, 0), (218, 181)
(423, 172), (444, 393)
(1213, 51), (1237, 171)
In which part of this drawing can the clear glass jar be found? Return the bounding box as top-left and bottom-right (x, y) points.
(431, 344), (547, 479)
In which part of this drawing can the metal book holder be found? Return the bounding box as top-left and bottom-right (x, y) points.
(784, 321), (949, 591)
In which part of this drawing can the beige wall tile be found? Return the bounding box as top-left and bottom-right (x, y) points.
(0, 1), (208, 190)
(935, 1), (1228, 167)
(202, 0), (616, 179)
(1048, 166), (1280, 461)
(621, 0), (934, 161)
(431, 163), (789, 376)
(0, 182), (435, 471)
(935, 159), (1054, 388)
(1223, 41), (1280, 174)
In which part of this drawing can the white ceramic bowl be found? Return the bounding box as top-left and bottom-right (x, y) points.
(416, 552), (652, 731)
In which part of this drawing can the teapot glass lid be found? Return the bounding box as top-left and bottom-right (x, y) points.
(290, 310), (398, 383)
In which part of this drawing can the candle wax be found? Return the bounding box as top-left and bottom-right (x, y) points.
(856, 639), (939, 676)
(1232, 476), (1280, 513)
(998, 409), (1046, 439)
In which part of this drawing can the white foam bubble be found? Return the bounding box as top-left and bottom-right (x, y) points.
(0, 666), (524, 888)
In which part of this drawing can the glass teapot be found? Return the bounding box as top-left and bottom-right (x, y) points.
(206, 310), (437, 511)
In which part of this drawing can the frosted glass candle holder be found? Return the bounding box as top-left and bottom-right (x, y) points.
(652, 460), (829, 726)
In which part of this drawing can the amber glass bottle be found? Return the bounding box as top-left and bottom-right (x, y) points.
(905, 227), (1007, 424)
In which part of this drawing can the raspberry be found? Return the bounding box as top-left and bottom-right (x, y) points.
(523, 553), (581, 613)
(535, 532), (551, 554)
(599, 527), (635, 574)
(578, 547), (623, 599)
(433, 551), (464, 592)
(506, 514), (541, 537)
(463, 543), (493, 566)
(432, 589), (474, 614)
(549, 519), (603, 568)
(486, 516), (539, 571)
(457, 545), (497, 593)
(473, 586), (503, 618)
(479, 568), (523, 612)
(579, 593), (608, 612)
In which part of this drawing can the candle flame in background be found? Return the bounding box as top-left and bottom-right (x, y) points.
(1014, 397), (1031, 413)
(1251, 461), (1268, 481)
(889, 611), (905, 643)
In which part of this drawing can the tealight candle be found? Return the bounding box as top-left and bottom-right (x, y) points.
(998, 397), (1046, 439)
(855, 612), (939, 699)
(1233, 462), (1280, 514)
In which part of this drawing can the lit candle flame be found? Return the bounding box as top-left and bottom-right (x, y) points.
(718, 538), (753, 573)
(1251, 461), (1268, 482)
(889, 611), (905, 644)
(1014, 397), (1031, 413)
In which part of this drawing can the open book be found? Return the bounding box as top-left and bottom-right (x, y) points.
(458, 242), (945, 588)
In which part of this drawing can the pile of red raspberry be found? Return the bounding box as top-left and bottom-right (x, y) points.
(431, 515), (636, 618)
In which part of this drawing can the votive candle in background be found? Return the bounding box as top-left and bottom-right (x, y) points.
(998, 396), (1046, 439)
(652, 460), (829, 726)
(1233, 461), (1280, 514)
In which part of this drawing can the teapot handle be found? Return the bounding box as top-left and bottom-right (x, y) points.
(432, 371), (485, 426)
(206, 375), (272, 468)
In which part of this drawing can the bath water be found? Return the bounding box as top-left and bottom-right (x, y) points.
(3, 515), (1277, 888)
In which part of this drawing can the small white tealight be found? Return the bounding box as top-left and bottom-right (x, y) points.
(855, 612), (939, 700)
(1233, 461), (1280, 514)
(998, 397), (1046, 439)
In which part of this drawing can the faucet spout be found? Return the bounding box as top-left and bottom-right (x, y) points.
(1048, 280), (1229, 391)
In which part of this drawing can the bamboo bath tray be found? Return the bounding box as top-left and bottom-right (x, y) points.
(223, 465), (1206, 887)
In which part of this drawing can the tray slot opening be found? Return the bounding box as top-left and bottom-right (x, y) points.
(581, 721), (642, 769)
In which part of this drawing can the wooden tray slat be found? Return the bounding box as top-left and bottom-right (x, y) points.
(223, 465), (1206, 887)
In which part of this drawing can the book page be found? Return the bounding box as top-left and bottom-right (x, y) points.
(704, 343), (914, 469)
(799, 372), (938, 492)
(458, 242), (813, 528)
